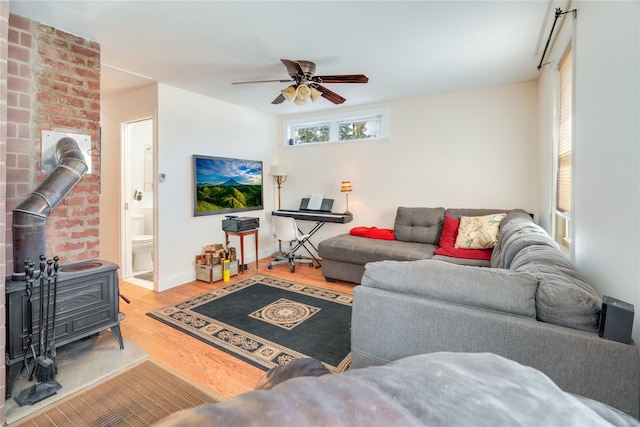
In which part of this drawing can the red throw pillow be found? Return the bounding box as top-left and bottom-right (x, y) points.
(433, 216), (493, 260)
(350, 226), (395, 240)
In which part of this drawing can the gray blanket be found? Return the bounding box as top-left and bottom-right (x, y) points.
(154, 352), (640, 426)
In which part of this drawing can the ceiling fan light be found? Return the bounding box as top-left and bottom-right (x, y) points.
(295, 84), (311, 101)
(294, 97), (307, 105)
(310, 86), (322, 102)
(281, 85), (297, 102)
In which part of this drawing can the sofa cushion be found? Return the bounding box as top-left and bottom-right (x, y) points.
(362, 259), (538, 318)
(511, 245), (602, 331)
(155, 352), (640, 427)
(455, 213), (506, 249)
(491, 210), (536, 268)
(499, 209), (534, 226)
(431, 255), (491, 267)
(433, 215), (492, 260)
(445, 208), (512, 220)
(394, 207), (445, 244)
(318, 234), (436, 265)
(497, 221), (558, 270)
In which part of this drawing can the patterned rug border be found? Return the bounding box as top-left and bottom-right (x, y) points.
(146, 274), (351, 373)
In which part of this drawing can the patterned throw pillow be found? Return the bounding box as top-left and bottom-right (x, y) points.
(454, 213), (506, 249)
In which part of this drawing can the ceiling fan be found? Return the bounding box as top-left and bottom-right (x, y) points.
(231, 59), (369, 105)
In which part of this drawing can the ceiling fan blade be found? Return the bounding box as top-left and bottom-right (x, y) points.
(232, 79), (293, 85)
(313, 74), (369, 84)
(272, 93), (286, 104)
(281, 59), (304, 77)
(314, 84), (346, 104)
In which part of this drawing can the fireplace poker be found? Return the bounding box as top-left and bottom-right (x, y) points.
(35, 256), (46, 377)
(22, 260), (37, 381)
(48, 256), (60, 368)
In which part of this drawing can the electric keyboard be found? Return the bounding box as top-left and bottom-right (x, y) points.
(272, 210), (353, 224)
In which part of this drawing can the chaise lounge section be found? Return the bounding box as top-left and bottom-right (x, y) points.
(348, 209), (640, 417)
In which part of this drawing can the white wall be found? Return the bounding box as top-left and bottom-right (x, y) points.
(572, 1), (640, 345)
(538, 1), (640, 346)
(100, 83), (158, 266)
(278, 80), (539, 244)
(156, 84), (279, 291)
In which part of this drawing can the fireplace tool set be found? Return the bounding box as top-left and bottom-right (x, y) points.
(15, 255), (63, 406)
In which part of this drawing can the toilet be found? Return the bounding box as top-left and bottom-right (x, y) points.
(132, 213), (153, 272)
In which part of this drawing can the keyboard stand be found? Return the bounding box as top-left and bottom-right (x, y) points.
(291, 221), (325, 268)
(272, 210), (353, 268)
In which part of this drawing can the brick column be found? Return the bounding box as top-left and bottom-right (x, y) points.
(0, 0), (10, 421)
(6, 14), (101, 276)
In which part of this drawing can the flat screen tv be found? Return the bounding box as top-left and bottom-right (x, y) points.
(193, 155), (264, 216)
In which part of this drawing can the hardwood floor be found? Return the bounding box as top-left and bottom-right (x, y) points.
(118, 257), (356, 399)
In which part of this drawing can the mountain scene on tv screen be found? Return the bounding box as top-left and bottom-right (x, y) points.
(195, 158), (262, 212)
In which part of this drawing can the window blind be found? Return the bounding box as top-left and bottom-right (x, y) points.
(557, 45), (572, 214)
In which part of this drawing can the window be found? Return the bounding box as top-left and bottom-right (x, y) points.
(554, 45), (573, 251)
(290, 123), (330, 144)
(284, 107), (389, 146)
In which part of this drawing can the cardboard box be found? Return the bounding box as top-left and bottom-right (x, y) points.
(195, 264), (213, 282)
(195, 260), (239, 283)
(212, 260), (238, 282)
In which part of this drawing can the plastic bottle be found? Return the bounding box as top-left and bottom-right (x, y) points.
(223, 259), (230, 282)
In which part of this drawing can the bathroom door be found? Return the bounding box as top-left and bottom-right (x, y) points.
(121, 117), (155, 284)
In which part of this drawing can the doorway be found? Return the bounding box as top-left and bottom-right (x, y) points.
(121, 117), (155, 289)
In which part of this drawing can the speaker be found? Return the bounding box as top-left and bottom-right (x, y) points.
(599, 296), (634, 344)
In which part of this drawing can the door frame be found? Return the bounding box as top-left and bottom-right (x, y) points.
(120, 116), (155, 283)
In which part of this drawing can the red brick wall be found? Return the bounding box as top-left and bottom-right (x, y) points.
(1, 13), (101, 420)
(1, 1), (10, 420)
(6, 14), (101, 277)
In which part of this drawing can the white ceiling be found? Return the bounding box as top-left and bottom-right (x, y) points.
(9, 1), (562, 116)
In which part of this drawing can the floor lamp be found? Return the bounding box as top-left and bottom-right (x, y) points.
(270, 166), (288, 256)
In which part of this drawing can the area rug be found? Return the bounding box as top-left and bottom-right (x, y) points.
(147, 274), (352, 372)
(12, 360), (221, 427)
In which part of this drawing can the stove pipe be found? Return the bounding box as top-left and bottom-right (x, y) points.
(12, 137), (88, 280)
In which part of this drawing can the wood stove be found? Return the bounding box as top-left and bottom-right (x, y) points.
(5, 259), (123, 398)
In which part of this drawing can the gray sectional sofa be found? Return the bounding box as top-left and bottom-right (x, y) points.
(318, 207), (504, 284)
(338, 207), (640, 417)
